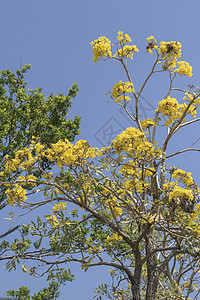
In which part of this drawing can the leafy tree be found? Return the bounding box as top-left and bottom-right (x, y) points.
(6, 282), (60, 300)
(6, 272), (74, 300)
(0, 64), (80, 298)
(1, 32), (200, 300)
(0, 64), (80, 211)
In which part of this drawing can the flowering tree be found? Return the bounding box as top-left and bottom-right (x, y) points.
(1, 32), (200, 300)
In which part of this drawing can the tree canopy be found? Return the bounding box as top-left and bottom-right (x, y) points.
(1, 32), (200, 300)
(0, 65), (80, 299)
(0, 65), (80, 208)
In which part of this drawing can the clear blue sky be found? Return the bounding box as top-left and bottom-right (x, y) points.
(1, 0), (200, 299)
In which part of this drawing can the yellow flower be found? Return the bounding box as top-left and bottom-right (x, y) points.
(174, 61), (193, 77)
(115, 45), (139, 60)
(91, 36), (112, 62)
(156, 96), (182, 126)
(11, 243), (17, 250)
(141, 118), (156, 130)
(158, 41), (182, 70)
(6, 185), (27, 206)
(117, 31), (132, 44)
(17, 175), (37, 187)
(146, 36), (158, 54)
(172, 169), (194, 187)
(111, 81), (134, 103)
(113, 205), (122, 217)
(169, 186), (194, 203)
(59, 202), (67, 210)
(53, 203), (60, 211)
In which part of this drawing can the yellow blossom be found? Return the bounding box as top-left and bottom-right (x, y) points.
(174, 61), (193, 77)
(115, 45), (139, 60)
(158, 41), (182, 70)
(111, 81), (134, 102)
(117, 31), (132, 44)
(6, 185), (27, 206)
(59, 202), (67, 210)
(146, 36), (158, 54)
(91, 36), (112, 62)
(141, 118), (156, 130)
(53, 203), (60, 211)
(11, 243), (17, 250)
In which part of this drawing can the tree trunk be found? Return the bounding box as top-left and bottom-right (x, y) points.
(145, 227), (159, 300)
(131, 245), (142, 300)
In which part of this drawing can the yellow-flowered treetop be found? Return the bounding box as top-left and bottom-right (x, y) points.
(91, 31), (139, 62)
(2, 31), (200, 300)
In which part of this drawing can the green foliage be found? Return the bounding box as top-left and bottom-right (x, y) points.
(0, 64), (80, 205)
(7, 285), (31, 300)
(6, 269), (74, 300)
(0, 65), (80, 156)
(6, 282), (59, 300)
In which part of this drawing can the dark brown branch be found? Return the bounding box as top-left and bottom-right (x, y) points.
(0, 225), (20, 239)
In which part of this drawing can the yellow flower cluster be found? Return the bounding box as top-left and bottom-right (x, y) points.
(117, 31), (132, 44)
(110, 127), (162, 195)
(50, 139), (102, 168)
(5, 184), (27, 206)
(164, 169), (199, 216)
(111, 81), (134, 102)
(140, 118), (156, 130)
(157, 96), (181, 126)
(180, 102), (196, 118)
(157, 96), (198, 126)
(159, 41), (182, 62)
(90, 36), (112, 62)
(91, 32), (139, 63)
(106, 199), (122, 217)
(183, 92), (200, 108)
(174, 61), (193, 77)
(146, 36), (158, 54)
(112, 127), (158, 159)
(172, 169), (194, 187)
(106, 233), (122, 245)
(46, 214), (59, 227)
(35, 142), (45, 157)
(115, 31), (138, 59)
(3, 139), (104, 206)
(17, 175), (37, 187)
(4, 148), (35, 172)
(159, 41), (182, 70)
(115, 45), (139, 60)
(52, 202), (67, 211)
(119, 160), (138, 177)
(171, 169), (199, 198)
(112, 127), (144, 150)
(22, 139), (101, 169)
(11, 240), (28, 251)
(169, 186), (194, 203)
(159, 41), (182, 59)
